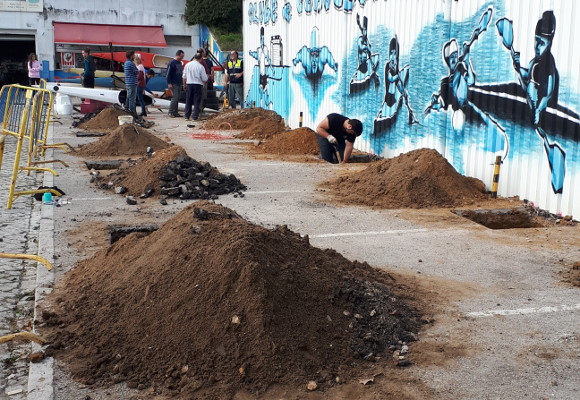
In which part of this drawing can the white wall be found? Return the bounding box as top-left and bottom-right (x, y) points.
(242, 0), (580, 218)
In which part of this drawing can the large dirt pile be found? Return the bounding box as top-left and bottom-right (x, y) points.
(204, 108), (286, 140)
(254, 127), (319, 155)
(76, 124), (171, 157)
(45, 202), (422, 399)
(321, 148), (487, 208)
(77, 107), (129, 131)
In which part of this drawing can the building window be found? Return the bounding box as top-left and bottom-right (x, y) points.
(165, 35), (191, 47)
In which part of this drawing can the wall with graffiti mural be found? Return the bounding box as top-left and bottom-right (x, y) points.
(242, 0), (580, 217)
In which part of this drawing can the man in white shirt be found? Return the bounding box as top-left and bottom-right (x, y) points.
(182, 53), (208, 120)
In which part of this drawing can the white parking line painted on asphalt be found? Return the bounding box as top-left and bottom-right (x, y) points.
(245, 190), (306, 194)
(310, 228), (430, 238)
(71, 197), (114, 201)
(466, 303), (580, 318)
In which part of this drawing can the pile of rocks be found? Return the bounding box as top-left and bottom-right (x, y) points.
(158, 155), (246, 200)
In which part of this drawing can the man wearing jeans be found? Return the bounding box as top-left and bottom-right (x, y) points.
(166, 50), (185, 117)
(123, 51), (138, 113)
(182, 53), (208, 121)
(316, 113), (363, 163)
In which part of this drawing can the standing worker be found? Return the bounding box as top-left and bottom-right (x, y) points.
(81, 48), (96, 88)
(226, 51), (244, 108)
(182, 53), (208, 121)
(316, 113), (363, 163)
(166, 50), (185, 117)
(197, 48), (211, 112)
(123, 51), (138, 113)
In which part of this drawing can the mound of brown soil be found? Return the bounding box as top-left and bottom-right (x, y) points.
(76, 124), (170, 157)
(204, 108), (286, 140)
(255, 127), (319, 155)
(45, 202), (422, 399)
(101, 146), (187, 196)
(78, 107), (130, 132)
(321, 148), (487, 209)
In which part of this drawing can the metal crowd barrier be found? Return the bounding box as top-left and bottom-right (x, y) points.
(0, 83), (71, 208)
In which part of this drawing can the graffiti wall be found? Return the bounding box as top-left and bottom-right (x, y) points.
(242, 0), (580, 217)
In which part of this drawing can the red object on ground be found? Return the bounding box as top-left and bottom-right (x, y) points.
(80, 99), (108, 114)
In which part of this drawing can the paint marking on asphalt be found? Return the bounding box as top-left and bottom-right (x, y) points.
(245, 190), (306, 194)
(466, 303), (580, 318)
(310, 228), (430, 238)
(70, 197), (114, 201)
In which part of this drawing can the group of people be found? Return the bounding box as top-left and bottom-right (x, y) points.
(164, 48), (215, 120)
(121, 50), (159, 117)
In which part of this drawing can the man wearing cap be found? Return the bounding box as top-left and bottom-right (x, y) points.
(316, 113), (363, 164)
(512, 10), (558, 126)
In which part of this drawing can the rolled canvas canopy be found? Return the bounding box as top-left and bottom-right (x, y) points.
(53, 22), (167, 48)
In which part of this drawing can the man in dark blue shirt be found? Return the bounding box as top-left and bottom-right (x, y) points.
(81, 48), (95, 88)
(166, 50), (184, 117)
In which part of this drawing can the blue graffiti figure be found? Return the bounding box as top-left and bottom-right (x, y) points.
(375, 36), (418, 126)
(497, 11), (565, 193)
(425, 8), (510, 156)
(293, 27), (338, 81)
(424, 37), (475, 127)
(350, 14), (380, 92)
(323, 0), (331, 11)
(249, 27), (274, 109)
(283, 1), (292, 22)
(305, 0), (312, 13)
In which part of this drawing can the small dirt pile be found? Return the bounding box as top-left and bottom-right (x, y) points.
(76, 124), (170, 157)
(77, 107), (130, 131)
(204, 108), (286, 140)
(45, 202), (422, 399)
(321, 148), (487, 209)
(102, 151), (246, 199)
(254, 127), (319, 155)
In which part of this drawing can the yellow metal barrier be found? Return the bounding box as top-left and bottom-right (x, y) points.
(0, 252), (54, 271)
(0, 84), (72, 208)
(0, 332), (47, 345)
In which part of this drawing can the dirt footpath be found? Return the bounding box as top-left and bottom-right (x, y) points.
(42, 108), (580, 400)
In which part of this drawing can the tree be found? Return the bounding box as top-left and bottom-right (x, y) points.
(185, 0), (243, 32)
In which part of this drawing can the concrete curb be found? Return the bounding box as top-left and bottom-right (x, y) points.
(27, 127), (56, 400)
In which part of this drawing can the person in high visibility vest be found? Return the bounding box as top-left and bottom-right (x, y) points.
(226, 51), (244, 108)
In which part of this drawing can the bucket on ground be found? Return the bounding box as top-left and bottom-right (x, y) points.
(118, 115), (133, 126)
(54, 94), (73, 115)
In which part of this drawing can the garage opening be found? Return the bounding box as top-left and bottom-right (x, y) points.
(0, 35), (35, 87)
